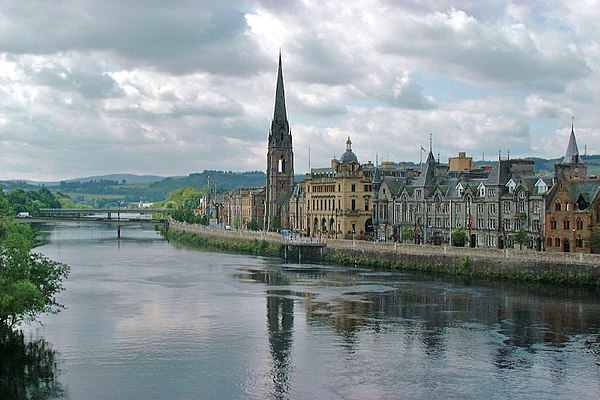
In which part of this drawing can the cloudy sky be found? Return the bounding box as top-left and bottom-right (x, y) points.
(1, 0), (599, 181)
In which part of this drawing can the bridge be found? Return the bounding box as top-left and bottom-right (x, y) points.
(39, 208), (172, 219)
(32, 208), (174, 237)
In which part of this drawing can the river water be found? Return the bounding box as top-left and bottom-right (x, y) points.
(13, 222), (600, 399)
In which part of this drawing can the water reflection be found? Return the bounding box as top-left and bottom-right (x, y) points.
(0, 332), (65, 399)
(267, 294), (294, 399)
(239, 264), (600, 371)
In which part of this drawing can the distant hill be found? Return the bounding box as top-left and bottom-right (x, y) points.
(63, 174), (167, 184)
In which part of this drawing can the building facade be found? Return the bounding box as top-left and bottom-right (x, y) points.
(302, 138), (374, 239)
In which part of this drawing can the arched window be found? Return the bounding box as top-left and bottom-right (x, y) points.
(278, 157), (286, 173)
(551, 218), (557, 230)
(555, 237), (561, 247)
(546, 237), (552, 247)
(577, 218), (584, 230)
(555, 201), (561, 211)
(563, 219), (570, 230)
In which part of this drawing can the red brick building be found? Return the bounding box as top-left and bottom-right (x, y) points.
(544, 178), (600, 253)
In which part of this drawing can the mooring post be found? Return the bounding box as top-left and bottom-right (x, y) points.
(117, 226), (121, 239)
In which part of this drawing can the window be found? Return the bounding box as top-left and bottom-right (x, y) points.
(555, 201), (561, 211)
(416, 189), (422, 199)
(455, 204), (462, 214)
(555, 237), (561, 247)
(487, 188), (496, 197)
(504, 201), (512, 213)
(351, 184), (356, 192)
(427, 204), (432, 213)
(514, 219), (521, 231)
(563, 219), (570, 230)
(531, 220), (539, 232)
(489, 219), (496, 230)
(551, 218), (557, 230)
(351, 199), (356, 211)
(477, 204), (485, 214)
(477, 218), (485, 229)
(566, 202), (571, 211)
(504, 218), (511, 231)
(546, 237), (552, 247)
(278, 157), (286, 173)
(489, 204), (497, 214)
(532, 201), (540, 214)
(364, 199), (369, 212)
(577, 219), (584, 230)
(479, 185), (485, 197)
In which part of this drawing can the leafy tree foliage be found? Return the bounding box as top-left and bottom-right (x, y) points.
(452, 228), (467, 247)
(0, 218), (70, 331)
(1, 188), (61, 216)
(401, 226), (415, 242)
(515, 228), (530, 250)
(165, 187), (204, 209)
(247, 218), (260, 231)
(589, 226), (600, 254)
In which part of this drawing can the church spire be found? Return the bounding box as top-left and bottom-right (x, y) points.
(273, 51), (288, 125)
(563, 118), (580, 164)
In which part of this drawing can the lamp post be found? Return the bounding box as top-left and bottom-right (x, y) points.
(572, 227), (576, 253)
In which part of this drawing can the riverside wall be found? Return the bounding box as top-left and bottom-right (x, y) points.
(168, 221), (600, 284)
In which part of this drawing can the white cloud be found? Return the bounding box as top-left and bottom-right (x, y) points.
(1, 0), (600, 180)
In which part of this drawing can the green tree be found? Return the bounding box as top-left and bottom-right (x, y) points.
(452, 228), (467, 247)
(0, 218), (70, 331)
(588, 226), (600, 254)
(401, 225), (415, 242)
(166, 187), (204, 209)
(515, 228), (530, 250)
(247, 218), (260, 231)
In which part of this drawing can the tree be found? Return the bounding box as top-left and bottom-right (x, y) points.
(515, 228), (529, 250)
(452, 228), (467, 247)
(589, 226), (600, 254)
(247, 218), (260, 231)
(401, 226), (415, 242)
(0, 218), (70, 331)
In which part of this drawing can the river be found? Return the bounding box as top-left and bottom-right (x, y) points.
(11, 222), (600, 399)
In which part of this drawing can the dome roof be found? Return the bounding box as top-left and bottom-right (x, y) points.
(340, 137), (359, 163)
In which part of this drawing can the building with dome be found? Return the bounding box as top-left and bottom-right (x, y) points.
(298, 137), (374, 239)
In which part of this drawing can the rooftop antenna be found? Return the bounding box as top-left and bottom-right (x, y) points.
(376, 153), (379, 167)
(482, 152), (485, 161)
(507, 149), (510, 161)
(437, 152), (440, 163)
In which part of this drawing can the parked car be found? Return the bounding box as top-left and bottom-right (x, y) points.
(17, 212), (31, 218)
(225, 225), (232, 230)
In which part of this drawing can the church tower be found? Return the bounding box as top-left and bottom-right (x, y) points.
(265, 52), (294, 231)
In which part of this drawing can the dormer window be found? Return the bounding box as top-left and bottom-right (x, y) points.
(478, 183), (486, 197)
(456, 183), (464, 197)
(506, 179), (516, 194)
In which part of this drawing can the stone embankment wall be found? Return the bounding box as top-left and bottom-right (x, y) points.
(168, 221), (600, 285)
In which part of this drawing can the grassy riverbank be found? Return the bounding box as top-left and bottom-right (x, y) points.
(164, 225), (600, 288)
(320, 250), (600, 288)
(165, 229), (284, 258)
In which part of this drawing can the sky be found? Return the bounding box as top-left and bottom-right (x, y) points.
(1, 0), (600, 181)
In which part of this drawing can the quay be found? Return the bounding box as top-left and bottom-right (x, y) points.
(168, 221), (600, 286)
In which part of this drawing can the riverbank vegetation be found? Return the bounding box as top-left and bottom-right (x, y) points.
(165, 229), (283, 258)
(0, 191), (71, 338)
(320, 250), (600, 288)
